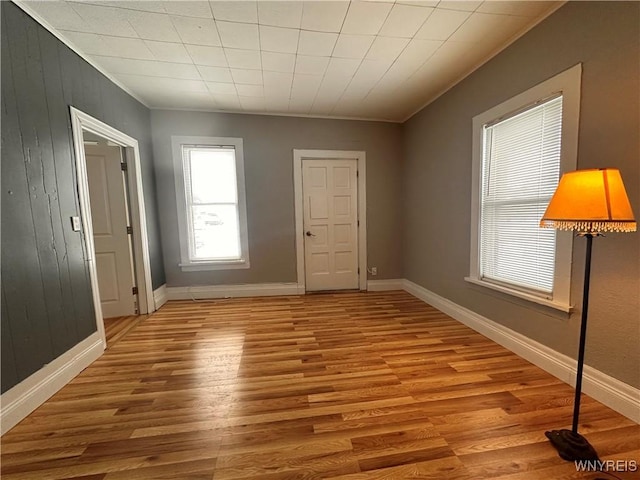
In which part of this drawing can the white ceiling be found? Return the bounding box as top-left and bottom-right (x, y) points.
(21, 0), (562, 122)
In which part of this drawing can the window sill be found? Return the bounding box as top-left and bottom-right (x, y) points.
(464, 276), (572, 313)
(179, 261), (250, 272)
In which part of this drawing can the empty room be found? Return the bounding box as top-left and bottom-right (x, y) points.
(1, 1), (638, 479)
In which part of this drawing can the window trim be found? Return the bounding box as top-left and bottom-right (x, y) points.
(466, 64), (582, 312)
(172, 135), (250, 271)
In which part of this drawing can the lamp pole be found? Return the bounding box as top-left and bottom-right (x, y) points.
(572, 233), (592, 433)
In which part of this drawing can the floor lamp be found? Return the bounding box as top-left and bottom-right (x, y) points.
(540, 168), (637, 461)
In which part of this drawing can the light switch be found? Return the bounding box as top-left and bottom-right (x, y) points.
(71, 216), (82, 232)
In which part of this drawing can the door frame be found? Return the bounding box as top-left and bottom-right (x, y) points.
(293, 149), (367, 293)
(70, 107), (154, 347)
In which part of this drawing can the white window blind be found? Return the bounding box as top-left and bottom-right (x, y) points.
(182, 146), (242, 262)
(480, 95), (563, 295)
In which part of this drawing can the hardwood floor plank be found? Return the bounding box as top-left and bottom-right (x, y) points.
(2, 291), (637, 479)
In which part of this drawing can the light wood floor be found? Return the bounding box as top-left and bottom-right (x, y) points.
(2, 291), (638, 479)
(104, 314), (147, 348)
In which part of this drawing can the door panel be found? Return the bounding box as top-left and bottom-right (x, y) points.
(95, 253), (119, 301)
(303, 159), (358, 291)
(85, 145), (136, 318)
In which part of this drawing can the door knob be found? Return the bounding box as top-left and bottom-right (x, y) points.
(305, 231), (316, 237)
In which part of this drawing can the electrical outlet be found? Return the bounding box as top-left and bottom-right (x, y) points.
(371, 267), (377, 276)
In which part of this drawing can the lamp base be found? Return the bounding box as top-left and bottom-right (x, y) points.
(545, 429), (599, 462)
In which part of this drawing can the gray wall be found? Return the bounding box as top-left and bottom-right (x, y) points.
(1, 2), (165, 393)
(403, 1), (639, 387)
(151, 111), (404, 286)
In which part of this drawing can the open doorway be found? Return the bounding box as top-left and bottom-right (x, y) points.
(70, 107), (154, 349)
(84, 133), (137, 319)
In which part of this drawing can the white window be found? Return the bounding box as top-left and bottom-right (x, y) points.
(172, 136), (249, 271)
(467, 65), (582, 312)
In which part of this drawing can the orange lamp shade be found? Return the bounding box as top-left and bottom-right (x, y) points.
(540, 168), (637, 233)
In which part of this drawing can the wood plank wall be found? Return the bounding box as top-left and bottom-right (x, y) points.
(0, 1), (164, 393)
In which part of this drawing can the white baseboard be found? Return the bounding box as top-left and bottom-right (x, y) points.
(367, 279), (405, 291)
(403, 279), (640, 423)
(166, 282), (302, 300)
(153, 284), (168, 310)
(0, 332), (104, 435)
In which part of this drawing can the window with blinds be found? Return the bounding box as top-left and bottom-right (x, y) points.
(468, 64), (580, 311)
(479, 95), (563, 295)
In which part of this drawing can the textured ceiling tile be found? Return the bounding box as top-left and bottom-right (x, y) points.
(151, 90), (213, 106)
(150, 92), (217, 110)
(216, 21), (259, 50)
(94, 56), (201, 79)
(114, 74), (207, 92)
(410, 40), (479, 95)
(379, 4), (434, 38)
(98, 35), (156, 60)
(332, 34), (375, 59)
(263, 71), (293, 96)
(260, 26), (300, 54)
(310, 98), (339, 116)
(206, 81), (237, 95)
(258, 1), (303, 28)
(288, 96), (314, 114)
(236, 84), (264, 97)
(366, 36), (410, 61)
(70, 3), (138, 37)
(415, 8), (472, 41)
(447, 11), (511, 43)
(262, 52), (296, 73)
(224, 48), (262, 69)
(172, 16), (221, 46)
(197, 65), (233, 83)
(210, 1), (258, 23)
(95, 1), (168, 14)
(264, 96), (290, 112)
(295, 55), (330, 76)
(185, 44), (227, 66)
(26, 1), (88, 31)
(341, 1), (393, 35)
(317, 74), (352, 96)
(144, 40), (193, 64)
(58, 30), (108, 55)
(374, 67), (410, 90)
(239, 95), (266, 110)
(477, 1), (557, 16)
(127, 10), (182, 42)
(292, 74), (323, 97)
(437, 1), (483, 12)
(396, 1), (439, 7)
(390, 38), (441, 73)
(32, 0), (561, 120)
(231, 68), (263, 85)
(211, 93), (241, 109)
(470, 14), (532, 48)
(351, 58), (392, 87)
(325, 57), (361, 77)
(301, 1), (349, 32)
(163, 1), (213, 18)
(332, 96), (367, 115)
(298, 31), (338, 57)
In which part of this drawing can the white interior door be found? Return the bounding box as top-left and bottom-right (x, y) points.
(303, 159), (359, 291)
(85, 144), (136, 318)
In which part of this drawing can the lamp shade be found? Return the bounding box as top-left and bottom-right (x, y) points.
(540, 168), (636, 233)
